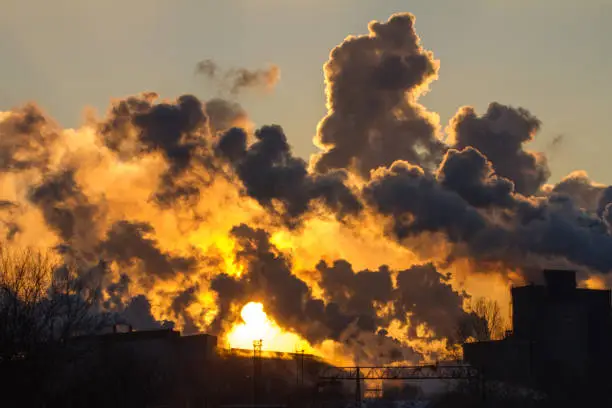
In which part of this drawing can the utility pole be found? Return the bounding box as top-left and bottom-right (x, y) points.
(253, 339), (262, 406)
(295, 345), (305, 387)
(355, 366), (362, 407)
(300, 349), (305, 386)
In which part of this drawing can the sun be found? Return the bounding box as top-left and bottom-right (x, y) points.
(226, 302), (314, 353)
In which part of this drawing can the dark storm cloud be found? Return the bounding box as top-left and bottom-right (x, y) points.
(447, 102), (550, 196)
(312, 12), (445, 177)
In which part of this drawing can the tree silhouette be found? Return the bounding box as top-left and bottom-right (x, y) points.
(458, 297), (507, 343)
(0, 245), (113, 406)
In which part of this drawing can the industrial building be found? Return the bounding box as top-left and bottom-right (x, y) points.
(43, 327), (218, 406)
(32, 327), (340, 407)
(463, 269), (612, 396)
(12, 268), (612, 406)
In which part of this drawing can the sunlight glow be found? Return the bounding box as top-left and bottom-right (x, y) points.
(226, 302), (314, 353)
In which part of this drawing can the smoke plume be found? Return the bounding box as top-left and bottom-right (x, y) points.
(1, 11), (611, 365)
(447, 103), (550, 196)
(312, 13), (444, 178)
(196, 59), (281, 95)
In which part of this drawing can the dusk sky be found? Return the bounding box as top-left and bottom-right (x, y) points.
(1, 0), (611, 183)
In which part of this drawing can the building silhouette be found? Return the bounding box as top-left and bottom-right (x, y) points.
(463, 269), (612, 397)
(6, 326), (339, 407)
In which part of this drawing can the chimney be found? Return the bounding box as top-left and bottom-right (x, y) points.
(543, 269), (576, 298)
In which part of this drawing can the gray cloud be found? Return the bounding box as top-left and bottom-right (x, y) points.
(196, 59), (280, 95)
(217, 125), (362, 223)
(0, 104), (59, 173)
(447, 102), (550, 196)
(312, 13), (444, 178)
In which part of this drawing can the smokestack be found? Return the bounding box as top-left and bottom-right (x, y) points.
(543, 269), (577, 298)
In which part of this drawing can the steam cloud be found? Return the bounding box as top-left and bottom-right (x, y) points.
(311, 13), (444, 177)
(1, 12), (610, 365)
(196, 59), (281, 95)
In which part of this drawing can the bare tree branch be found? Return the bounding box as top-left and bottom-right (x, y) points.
(457, 297), (508, 343)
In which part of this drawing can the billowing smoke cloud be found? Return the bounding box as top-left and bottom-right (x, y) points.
(364, 152), (612, 274)
(549, 170), (607, 212)
(205, 98), (251, 137)
(363, 160), (491, 248)
(98, 93), (214, 206)
(124, 295), (175, 331)
(2, 10), (612, 366)
(447, 103), (550, 196)
(216, 125), (362, 222)
(28, 169), (103, 255)
(99, 221), (197, 279)
(436, 147), (514, 209)
(211, 224), (471, 362)
(0, 104), (59, 172)
(317, 260), (477, 342)
(312, 13), (445, 178)
(393, 264), (473, 340)
(211, 224), (335, 342)
(317, 259), (393, 334)
(196, 59), (281, 95)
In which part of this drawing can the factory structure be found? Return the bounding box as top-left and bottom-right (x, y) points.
(463, 269), (612, 395)
(56, 268), (612, 406)
(34, 327), (339, 407)
(6, 268), (612, 406)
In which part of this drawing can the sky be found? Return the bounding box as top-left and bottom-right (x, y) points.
(1, 0), (611, 183)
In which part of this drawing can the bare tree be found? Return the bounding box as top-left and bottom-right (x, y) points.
(458, 297), (507, 343)
(471, 297), (506, 341)
(0, 245), (116, 406)
(0, 245), (110, 360)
